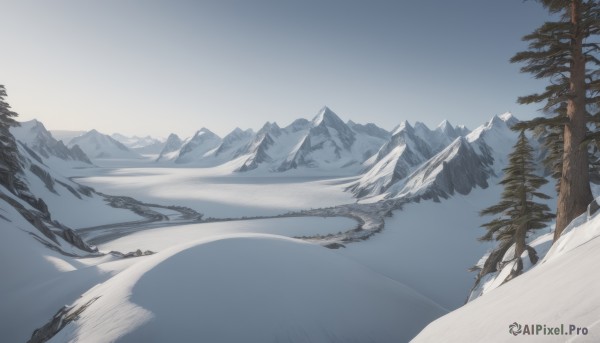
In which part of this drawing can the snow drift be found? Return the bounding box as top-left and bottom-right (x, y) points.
(413, 199), (600, 343)
(48, 234), (446, 343)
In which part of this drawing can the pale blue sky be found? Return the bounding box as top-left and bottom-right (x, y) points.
(1, 0), (550, 138)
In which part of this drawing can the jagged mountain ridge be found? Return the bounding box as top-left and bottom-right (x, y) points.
(45, 108), (523, 205)
(350, 113), (518, 201)
(10, 120), (92, 165)
(155, 107), (389, 173)
(234, 107), (390, 173)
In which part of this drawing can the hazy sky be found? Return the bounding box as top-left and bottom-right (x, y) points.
(1, 0), (550, 138)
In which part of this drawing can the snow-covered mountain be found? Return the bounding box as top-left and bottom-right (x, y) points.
(277, 107), (366, 171)
(232, 122), (282, 172)
(210, 127), (254, 162)
(232, 107), (389, 173)
(68, 130), (142, 160)
(10, 120), (92, 166)
(156, 133), (184, 162)
(350, 113), (518, 201)
(174, 128), (222, 164)
(111, 133), (166, 154)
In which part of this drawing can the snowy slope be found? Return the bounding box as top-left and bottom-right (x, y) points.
(10, 120), (92, 167)
(68, 130), (142, 160)
(0, 192), (138, 343)
(413, 201), (600, 343)
(340, 185), (499, 310)
(14, 143), (142, 227)
(48, 234), (446, 343)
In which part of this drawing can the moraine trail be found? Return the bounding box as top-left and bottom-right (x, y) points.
(77, 192), (402, 248)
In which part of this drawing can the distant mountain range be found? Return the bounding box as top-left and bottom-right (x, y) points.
(23, 107), (523, 201)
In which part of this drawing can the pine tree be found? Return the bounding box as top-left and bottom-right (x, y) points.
(479, 132), (555, 271)
(0, 85), (22, 192)
(510, 0), (600, 240)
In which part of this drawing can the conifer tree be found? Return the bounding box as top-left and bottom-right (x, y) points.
(479, 132), (555, 271)
(0, 85), (22, 191)
(510, 0), (600, 240)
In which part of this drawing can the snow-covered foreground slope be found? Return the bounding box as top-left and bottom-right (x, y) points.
(0, 192), (140, 343)
(413, 202), (600, 343)
(49, 234), (446, 343)
(341, 185), (501, 310)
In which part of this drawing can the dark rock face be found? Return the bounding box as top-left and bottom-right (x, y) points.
(28, 297), (101, 343)
(57, 228), (98, 253)
(30, 164), (56, 193)
(68, 144), (92, 164)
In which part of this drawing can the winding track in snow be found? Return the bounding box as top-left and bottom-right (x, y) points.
(76, 193), (400, 247)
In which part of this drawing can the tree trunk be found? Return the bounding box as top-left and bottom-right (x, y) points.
(514, 223), (526, 261)
(555, 0), (593, 241)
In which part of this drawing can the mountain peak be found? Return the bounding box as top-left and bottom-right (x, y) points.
(436, 119), (452, 130)
(194, 127), (217, 137)
(487, 112), (518, 129)
(498, 112), (513, 121)
(436, 119), (457, 137)
(312, 106), (344, 127)
(392, 120), (413, 135)
(414, 121), (429, 130)
(258, 121), (282, 137)
(166, 133), (181, 141)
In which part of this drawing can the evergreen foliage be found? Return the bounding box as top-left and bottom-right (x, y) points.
(480, 132), (555, 270)
(510, 0), (599, 238)
(0, 85), (22, 192)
